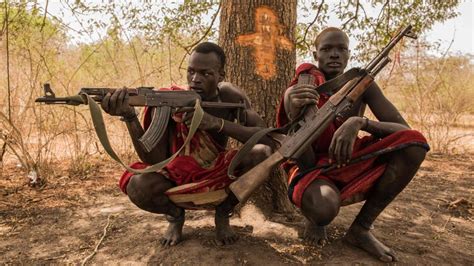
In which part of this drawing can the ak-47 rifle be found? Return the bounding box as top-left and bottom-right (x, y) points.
(36, 84), (246, 152)
(228, 25), (417, 203)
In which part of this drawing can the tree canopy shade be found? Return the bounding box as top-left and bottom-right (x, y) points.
(49, 1), (459, 61)
(295, 1), (459, 60)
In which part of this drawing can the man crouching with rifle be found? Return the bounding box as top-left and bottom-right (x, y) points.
(101, 42), (272, 246)
(228, 26), (429, 261)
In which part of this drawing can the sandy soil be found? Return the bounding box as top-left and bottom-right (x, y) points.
(0, 153), (473, 265)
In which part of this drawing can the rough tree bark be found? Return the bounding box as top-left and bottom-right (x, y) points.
(219, 0), (297, 214)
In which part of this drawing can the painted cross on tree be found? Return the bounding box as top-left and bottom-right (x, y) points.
(219, 0), (297, 214)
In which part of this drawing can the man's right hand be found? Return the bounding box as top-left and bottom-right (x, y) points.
(100, 88), (136, 118)
(285, 84), (320, 120)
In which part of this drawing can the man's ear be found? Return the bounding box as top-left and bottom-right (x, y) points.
(312, 51), (318, 61)
(219, 70), (225, 82)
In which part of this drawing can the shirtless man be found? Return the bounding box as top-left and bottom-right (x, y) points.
(101, 42), (271, 246)
(277, 28), (429, 261)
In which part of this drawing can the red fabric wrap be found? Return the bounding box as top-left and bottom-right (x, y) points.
(118, 86), (237, 196)
(278, 63), (429, 208)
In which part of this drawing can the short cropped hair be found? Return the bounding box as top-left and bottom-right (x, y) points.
(314, 27), (349, 49)
(192, 42), (226, 69)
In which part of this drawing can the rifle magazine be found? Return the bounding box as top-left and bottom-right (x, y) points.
(139, 106), (171, 152)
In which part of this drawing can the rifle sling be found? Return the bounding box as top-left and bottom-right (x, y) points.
(315, 67), (363, 95)
(83, 93), (204, 174)
(227, 127), (286, 179)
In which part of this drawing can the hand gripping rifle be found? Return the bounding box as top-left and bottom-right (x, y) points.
(36, 85), (246, 153)
(228, 25), (417, 203)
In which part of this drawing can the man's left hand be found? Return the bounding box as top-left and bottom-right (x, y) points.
(328, 117), (365, 166)
(182, 111), (221, 131)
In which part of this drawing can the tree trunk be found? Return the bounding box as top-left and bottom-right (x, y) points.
(219, 0), (296, 214)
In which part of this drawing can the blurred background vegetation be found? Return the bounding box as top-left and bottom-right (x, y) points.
(0, 0), (472, 183)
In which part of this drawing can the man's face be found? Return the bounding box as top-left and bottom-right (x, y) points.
(187, 52), (224, 101)
(313, 31), (350, 79)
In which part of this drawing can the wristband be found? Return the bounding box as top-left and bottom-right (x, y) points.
(217, 118), (225, 133)
(120, 112), (138, 122)
(362, 116), (369, 130)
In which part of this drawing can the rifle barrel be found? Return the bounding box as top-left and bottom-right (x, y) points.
(371, 57), (391, 76)
(201, 102), (246, 109)
(365, 25), (412, 72)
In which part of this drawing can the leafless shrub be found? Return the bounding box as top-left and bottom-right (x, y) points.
(381, 39), (474, 154)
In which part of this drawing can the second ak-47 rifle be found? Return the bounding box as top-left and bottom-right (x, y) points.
(228, 25), (417, 203)
(36, 85), (246, 153)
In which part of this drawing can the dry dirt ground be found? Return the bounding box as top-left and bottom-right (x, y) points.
(1, 153), (473, 265)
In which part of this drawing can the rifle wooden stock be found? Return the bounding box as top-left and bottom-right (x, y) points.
(229, 151), (285, 203)
(346, 75), (374, 102)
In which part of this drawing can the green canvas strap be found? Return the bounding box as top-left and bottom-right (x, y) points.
(227, 127), (283, 179)
(83, 94), (204, 174)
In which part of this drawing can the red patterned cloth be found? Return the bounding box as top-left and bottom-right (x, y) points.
(118, 86), (237, 197)
(277, 63), (430, 208)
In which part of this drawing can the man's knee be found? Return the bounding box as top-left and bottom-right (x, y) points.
(244, 144), (272, 167)
(301, 179), (341, 225)
(400, 145), (427, 168)
(252, 144), (272, 161)
(127, 172), (174, 211)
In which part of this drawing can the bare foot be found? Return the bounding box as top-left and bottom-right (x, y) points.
(344, 223), (398, 262)
(302, 218), (327, 246)
(214, 211), (238, 246)
(213, 193), (239, 246)
(160, 212), (185, 247)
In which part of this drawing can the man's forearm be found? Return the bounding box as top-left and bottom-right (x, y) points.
(123, 117), (147, 158)
(284, 96), (302, 122)
(363, 118), (410, 138)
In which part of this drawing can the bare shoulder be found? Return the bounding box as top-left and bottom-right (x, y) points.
(363, 81), (407, 124)
(362, 81), (385, 103)
(218, 82), (251, 106)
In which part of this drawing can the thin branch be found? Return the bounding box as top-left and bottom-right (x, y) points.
(62, 0), (94, 39)
(297, 0), (325, 51)
(127, 67), (164, 87)
(5, 0), (12, 121)
(110, 14), (145, 85)
(177, 1), (222, 72)
(167, 37), (174, 84)
(341, 0), (359, 30)
(45, 9), (83, 35)
(0, 141), (6, 165)
(372, 0), (390, 49)
(358, 3), (369, 22)
(425, 30), (456, 95)
(375, 0), (390, 27)
(0, 2), (6, 36)
(40, 0), (49, 32)
(81, 215), (113, 266)
(385, 0), (390, 34)
(0, 112), (34, 170)
(66, 43), (104, 89)
(183, 0), (221, 53)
